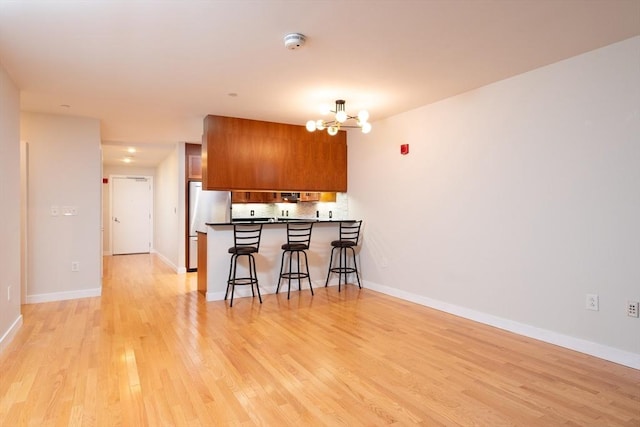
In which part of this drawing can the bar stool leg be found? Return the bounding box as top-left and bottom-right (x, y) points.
(349, 247), (361, 288)
(303, 250), (314, 295)
(287, 251), (293, 299)
(325, 247), (336, 287)
(250, 254), (262, 303)
(276, 251), (286, 294)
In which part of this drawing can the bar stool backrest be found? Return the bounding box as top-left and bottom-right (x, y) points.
(233, 223), (263, 251)
(286, 222), (314, 248)
(338, 221), (362, 245)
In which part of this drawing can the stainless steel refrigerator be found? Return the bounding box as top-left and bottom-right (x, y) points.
(188, 182), (230, 271)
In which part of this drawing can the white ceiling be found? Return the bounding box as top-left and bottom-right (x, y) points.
(1, 0), (638, 167)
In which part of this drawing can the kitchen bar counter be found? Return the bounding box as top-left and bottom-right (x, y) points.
(205, 218), (347, 226)
(203, 220), (357, 302)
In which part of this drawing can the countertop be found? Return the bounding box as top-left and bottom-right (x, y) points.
(205, 218), (354, 226)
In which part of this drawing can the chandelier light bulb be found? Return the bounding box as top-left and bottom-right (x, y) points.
(361, 122), (372, 134)
(327, 126), (339, 136)
(335, 110), (348, 123)
(306, 120), (317, 132)
(316, 120), (325, 130)
(357, 110), (369, 122)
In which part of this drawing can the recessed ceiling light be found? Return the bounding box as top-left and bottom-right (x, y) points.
(59, 104), (71, 108)
(123, 157), (133, 163)
(228, 93), (238, 97)
(127, 147), (136, 153)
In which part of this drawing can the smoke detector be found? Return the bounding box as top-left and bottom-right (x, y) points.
(284, 33), (306, 50)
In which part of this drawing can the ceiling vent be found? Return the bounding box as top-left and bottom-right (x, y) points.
(284, 33), (306, 50)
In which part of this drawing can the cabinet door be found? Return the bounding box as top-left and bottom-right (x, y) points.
(300, 192), (320, 202)
(202, 115), (347, 191)
(231, 192), (251, 203)
(188, 155), (202, 179)
(268, 192), (283, 203)
(319, 192), (337, 202)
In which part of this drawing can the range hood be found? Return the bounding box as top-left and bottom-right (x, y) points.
(280, 192), (299, 202)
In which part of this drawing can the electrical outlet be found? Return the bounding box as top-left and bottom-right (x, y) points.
(586, 294), (599, 311)
(627, 301), (639, 318)
(71, 261), (80, 272)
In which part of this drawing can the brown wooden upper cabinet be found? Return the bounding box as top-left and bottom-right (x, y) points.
(187, 155), (202, 180)
(202, 115), (347, 192)
(186, 143), (202, 180)
(299, 192), (320, 202)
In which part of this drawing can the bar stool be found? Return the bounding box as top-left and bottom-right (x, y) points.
(225, 223), (263, 307)
(276, 222), (314, 299)
(325, 220), (362, 291)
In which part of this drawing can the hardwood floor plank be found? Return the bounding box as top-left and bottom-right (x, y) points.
(1, 253), (638, 426)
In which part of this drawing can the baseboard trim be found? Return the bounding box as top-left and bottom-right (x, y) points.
(153, 251), (185, 274)
(0, 314), (23, 355)
(363, 280), (640, 370)
(26, 287), (102, 304)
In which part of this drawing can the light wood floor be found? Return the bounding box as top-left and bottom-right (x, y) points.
(1, 254), (638, 426)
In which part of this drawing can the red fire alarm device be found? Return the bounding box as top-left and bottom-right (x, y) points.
(400, 144), (409, 155)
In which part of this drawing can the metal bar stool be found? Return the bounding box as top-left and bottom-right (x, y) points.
(325, 220), (362, 291)
(276, 222), (314, 299)
(225, 223), (263, 307)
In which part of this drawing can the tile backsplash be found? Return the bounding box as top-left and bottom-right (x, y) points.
(231, 192), (349, 220)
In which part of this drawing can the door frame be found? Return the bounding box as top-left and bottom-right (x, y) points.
(109, 175), (154, 255)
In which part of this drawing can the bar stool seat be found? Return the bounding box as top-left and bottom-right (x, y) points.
(325, 220), (362, 291)
(225, 223), (263, 307)
(276, 222), (314, 299)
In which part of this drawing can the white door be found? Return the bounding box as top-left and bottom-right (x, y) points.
(112, 176), (152, 255)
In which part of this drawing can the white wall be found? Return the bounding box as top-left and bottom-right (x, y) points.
(153, 144), (185, 272)
(349, 37), (640, 368)
(21, 112), (102, 303)
(0, 62), (22, 352)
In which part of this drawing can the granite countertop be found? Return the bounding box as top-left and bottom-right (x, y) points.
(205, 218), (353, 226)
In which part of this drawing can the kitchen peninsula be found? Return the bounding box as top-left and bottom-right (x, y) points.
(198, 114), (354, 302)
(202, 219), (358, 302)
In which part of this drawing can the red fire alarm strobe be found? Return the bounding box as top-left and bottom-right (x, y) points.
(400, 144), (409, 155)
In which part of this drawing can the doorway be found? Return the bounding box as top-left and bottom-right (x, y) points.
(110, 175), (153, 255)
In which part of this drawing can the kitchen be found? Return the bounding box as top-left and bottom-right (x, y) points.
(186, 114), (358, 300)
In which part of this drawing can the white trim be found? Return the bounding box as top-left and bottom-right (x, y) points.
(206, 290), (226, 301)
(363, 280), (640, 370)
(154, 251), (183, 273)
(103, 250), (112, 256)
(26, 287), (102, 304)
(0, 315), (23, 354)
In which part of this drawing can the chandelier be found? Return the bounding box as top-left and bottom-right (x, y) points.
(306, 99), (372, 136)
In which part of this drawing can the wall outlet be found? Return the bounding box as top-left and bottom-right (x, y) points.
(627, 301), (639, 318)
(71, 261), (80, 272)
(586, 294), (599, 311)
